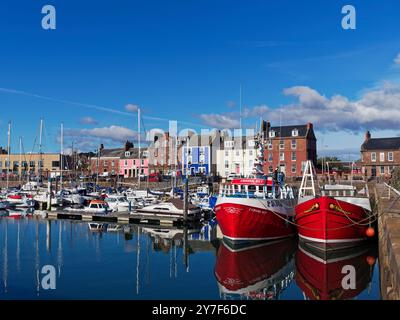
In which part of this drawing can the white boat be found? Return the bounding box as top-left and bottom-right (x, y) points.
(107, 224), (123, 232)
(6, 193), (36, 208)
(58, 189), (85, 205)
(65, 200), (109, 214)
(137, 199), (201, 220)
(0, 201), (10, 210)
(88, 222), (106, 232)
(104, 195), (131, 212)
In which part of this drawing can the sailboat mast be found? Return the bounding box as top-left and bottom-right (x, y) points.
(38, 119), (44, 182)
(19, 137), (22, 182)
(60, 123), (64, 187)
(138, 108), (141, 188)
(6, 121), (11, 190)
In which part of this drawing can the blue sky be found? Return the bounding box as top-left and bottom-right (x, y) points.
(1, 0), (400, 159)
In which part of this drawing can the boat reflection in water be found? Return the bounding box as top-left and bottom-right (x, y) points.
(215, 239), (296, 300)
(295, 241), (377, 300)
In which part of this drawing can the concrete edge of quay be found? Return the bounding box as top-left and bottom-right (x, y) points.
(376, 183), (400, 300)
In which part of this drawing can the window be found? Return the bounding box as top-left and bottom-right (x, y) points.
(248, 150), (253, 156)
(269, 166), (273, 173)
(124, 160), (128, 166)
(224, 141), (234, 148)
(371, 152), (376, 162)
(292, 152), (296, 161)
(292, 129), (298, 137)
(279, 140), (284, 150)
(112, 161), (115, 167)
(199, 154), (205, 163)
(30, 161), (35, 167)
(291, 164), (296, 173)
(269, 130), (275, 138)
(141, 160), (145, 166)
(248, 140), (255, 147)
(52, 161), (60, 168)
(389, 166), (394, 173)
(268, 153), (273, 162)
(13, 161), (19, 168)
(388, 152), (394, 162)
(235, 150), (240, 156)
(267, 140), (272, 150)
(225, 150), (229, 157)
(380, 153), (385, 162)
(280, 152), (285, 161)
(380, 166), (385, 174)
(199, 147), (205, 155)
(103, 161), (107, 166)
(291, 139), (297, 149)
(224, 160), (229, 169)
(361, 153), (364, 162)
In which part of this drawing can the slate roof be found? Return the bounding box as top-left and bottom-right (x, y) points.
(361, 137), (400, 151)
(270, 125), (309, 138)
(100, 148), (148, 159)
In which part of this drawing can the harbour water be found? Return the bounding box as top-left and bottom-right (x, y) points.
(0, 214), (381, 300)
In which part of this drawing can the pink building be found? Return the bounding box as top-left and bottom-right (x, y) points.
(119, 148), (149, 178)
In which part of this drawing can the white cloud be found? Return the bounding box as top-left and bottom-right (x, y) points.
(199, 113), (240, 129)
(264, 83), (400, 132)
(125, 104), (139, 112)
(80, 117), (98, 125)
(66, 125), (137, 144)
(394, 53), (400, 65)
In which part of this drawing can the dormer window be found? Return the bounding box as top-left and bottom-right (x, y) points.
(269, 130), (275, 138)
(292, 129), (298, 137)
(125, 151), (131, 157)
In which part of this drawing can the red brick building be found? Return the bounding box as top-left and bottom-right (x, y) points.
(360, 131), (399, 178)
(90, 148), (122, 177)
(263, 123), (317, 177)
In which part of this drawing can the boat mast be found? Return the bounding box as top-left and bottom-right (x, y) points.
(60, 123), (64, 188)
(19, 137), (22, 183)
(6, 121), (11, 190)
(38, 119), (44, 183)
(138, 108), (141, 188)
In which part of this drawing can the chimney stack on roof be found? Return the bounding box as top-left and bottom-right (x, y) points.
(365, 130), (371, 142)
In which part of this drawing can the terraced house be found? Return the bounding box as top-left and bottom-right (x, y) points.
(361, 131), (399, 178)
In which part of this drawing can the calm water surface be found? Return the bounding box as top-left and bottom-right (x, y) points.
(0, 214), (381, 300)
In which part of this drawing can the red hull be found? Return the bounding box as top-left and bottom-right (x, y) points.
(215, 201), (295, 243)
(295, 196), (370, 248)
(215, 239), (296, 297)
(295, 243), (376, 300)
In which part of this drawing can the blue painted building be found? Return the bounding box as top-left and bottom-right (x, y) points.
(182, 145), (211, 175)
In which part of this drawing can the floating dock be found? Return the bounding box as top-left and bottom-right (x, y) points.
(46, 211), (196, 227)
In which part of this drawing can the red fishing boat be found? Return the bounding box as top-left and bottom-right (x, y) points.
(215, 239), (296, 300)
(295, 161), (375, 250)
(295, 241), (377, 300)
(215, 125), (297, 246)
